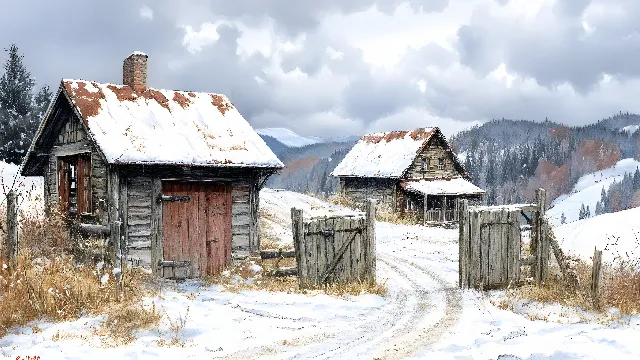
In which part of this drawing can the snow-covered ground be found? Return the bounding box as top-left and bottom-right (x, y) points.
(547, 158), (640, 226)
(3, 189), (640, 359)
(0, 161), (43, 215)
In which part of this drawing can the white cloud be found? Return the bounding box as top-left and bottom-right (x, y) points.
(139, 5), (154, 20)
(181, 22), (221, 53)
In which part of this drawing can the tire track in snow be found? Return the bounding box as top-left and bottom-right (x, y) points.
(371, 253), (463, 359)
(217, 260), (413, 360)
(220, 252), (461, 360)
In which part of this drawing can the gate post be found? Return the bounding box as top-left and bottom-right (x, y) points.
(365, 199), (376, 281)
(5, 190), (18, 267)
(458, 199), (469, 288)
(533, 188), (548, 285)
(291, 208), (305, 287)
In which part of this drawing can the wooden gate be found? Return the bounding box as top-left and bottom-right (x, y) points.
(458, 188), (551, 290)
(458, 205), (522, 289)
(161, 182), (231, 278)
(292, 200), (376, 287)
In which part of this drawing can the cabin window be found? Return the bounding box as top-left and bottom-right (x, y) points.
(422, 158), (430, 171)
(437, 158), (445, 170)
(404, 197), (415, 211)
(57, 154), (92, 216)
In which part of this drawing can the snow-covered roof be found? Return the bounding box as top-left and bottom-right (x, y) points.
(331, 128), (437, 178)
(401, 177), (485, 196)
(53, 79), (283, 167)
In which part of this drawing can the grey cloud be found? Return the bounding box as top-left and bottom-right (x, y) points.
(456, 0), (640, 93)
(164, 0), (452, 35)
(553, 0), (592, 17)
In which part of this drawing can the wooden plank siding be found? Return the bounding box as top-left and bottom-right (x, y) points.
(339, 177), (397, 210)
(111, 165), (265, 270)
(404, 135), (462, 180)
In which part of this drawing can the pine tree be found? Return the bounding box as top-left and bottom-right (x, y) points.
(595, 201), (603, 216)
(560, 212), (566, 224)
(33, 84), (53, 121)
(0, 44), (36, 164)
(600, 186), (608, 214)
(586, 205), (591, 218)
(579, 203), (586, 220)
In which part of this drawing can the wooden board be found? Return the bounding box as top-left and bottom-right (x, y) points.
(161, 182), (232, 277)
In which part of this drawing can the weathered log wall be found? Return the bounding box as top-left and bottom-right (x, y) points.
(42, 100), (108, 223)
(339, 177), (396, 210)
(405, 135), (462, 179)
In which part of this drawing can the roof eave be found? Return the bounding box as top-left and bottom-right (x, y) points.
(19, 83), (65, 176)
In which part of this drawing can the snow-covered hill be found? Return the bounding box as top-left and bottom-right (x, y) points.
(256, 128), (360, 148)
(547, 158), (640, 226)
(554, 206), (640, 264)
(256, 128), (323, 147)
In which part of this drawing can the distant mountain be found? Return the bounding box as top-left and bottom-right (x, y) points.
(256, 127), (362, 148)
(451, 114), (640, 207)
(593, 112), (640, 132)
(256, 128), (323, 148)
(259, 135), (289, 159)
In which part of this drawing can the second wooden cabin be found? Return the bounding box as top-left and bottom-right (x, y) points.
(20, 51), (284, 278)
(331, 128), (485, 224)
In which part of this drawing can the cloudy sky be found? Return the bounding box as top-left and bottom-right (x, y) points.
(1, 0), (640, 138)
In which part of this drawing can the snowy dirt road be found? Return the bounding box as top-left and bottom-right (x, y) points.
(220, 252), (462, 360)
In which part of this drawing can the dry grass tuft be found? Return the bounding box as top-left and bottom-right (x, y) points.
(506, 256), (640, 316)
(205, 258), (387, 297)
(96, 301), (162, 345)
(327, 193), (357, 210)
(0, 205), (154, 339)
(0, 251), (151, 338)
(375, 203), (419, 225)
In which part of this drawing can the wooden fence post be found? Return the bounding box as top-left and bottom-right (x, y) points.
(366, 199), (377, 282)
(5, 190), (18, 267)
(591, 247), (603, 310)
(458, 199), (469, 289)
(291, 208), (305, 287)
(533, 188), (548, 285)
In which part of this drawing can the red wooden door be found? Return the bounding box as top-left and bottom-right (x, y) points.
(162, 182), (232, 277)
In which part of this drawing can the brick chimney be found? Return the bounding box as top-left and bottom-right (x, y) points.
(123, 51), (148, 91)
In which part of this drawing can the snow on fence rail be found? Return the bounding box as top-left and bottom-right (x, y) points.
(291, 200), (376, 287)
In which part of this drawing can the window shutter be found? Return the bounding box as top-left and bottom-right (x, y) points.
(77, 155), (92, 214)
(57, 159), (69, 212)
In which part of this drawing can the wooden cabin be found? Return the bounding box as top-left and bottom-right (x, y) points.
(331, 128), (485, 223)
(20, 51), (284, 277)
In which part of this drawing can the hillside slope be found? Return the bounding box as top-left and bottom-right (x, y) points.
(547, 158), (640, 226)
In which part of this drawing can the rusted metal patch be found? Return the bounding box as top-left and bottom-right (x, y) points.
(173, 92), (192, 109)
(141, 89), (170, 112)
(63, 81), (104, 120)
(210, 94), (232, 115)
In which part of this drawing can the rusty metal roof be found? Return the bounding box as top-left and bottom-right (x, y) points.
(51, 79), (283, 168)
(331, 128), (437, 178)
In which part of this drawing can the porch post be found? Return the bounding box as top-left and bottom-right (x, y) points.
(423, 194), (427, 225)
(441, 195), (447, 222)
(454, 197), (459, 221)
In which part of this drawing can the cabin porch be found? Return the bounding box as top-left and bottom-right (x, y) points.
(400, 177), (486, 224)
